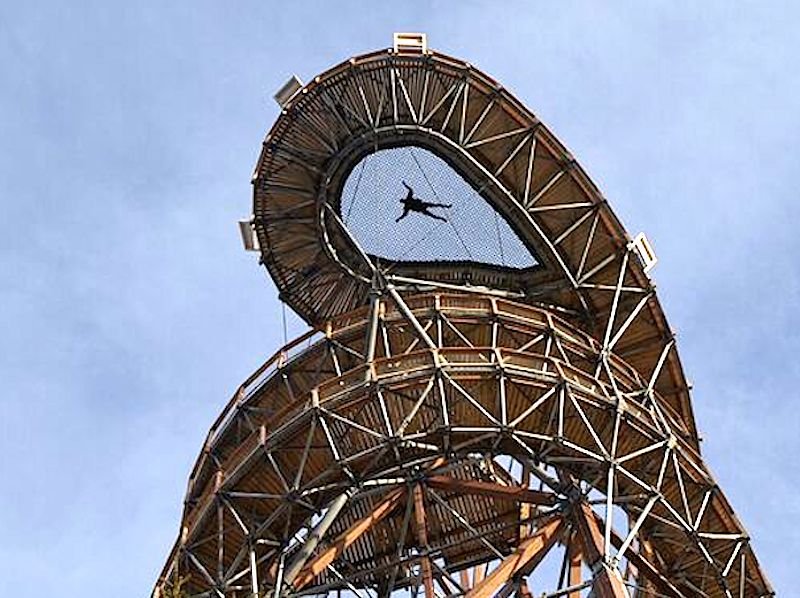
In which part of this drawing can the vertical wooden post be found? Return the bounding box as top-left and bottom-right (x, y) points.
(460, 569), (471, 591)
(568, 542), (582, 598)
(413, 483), (436, 598)
(473, 563), (485, 586)
(519, 461), (532, 541)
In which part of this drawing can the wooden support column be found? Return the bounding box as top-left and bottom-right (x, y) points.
(588, 511), (686, 598)
(571, 502), (629, 598)
(557, 473), (683, 598)
(472, 564), (486, 588)
(473, 563), (486, 586)
(519, 462), (532, 541)
(460, 569), (471, 591)
(568, 541), (583, 598)
(413, 483), (436, 598)
(465, 516), (564, 598)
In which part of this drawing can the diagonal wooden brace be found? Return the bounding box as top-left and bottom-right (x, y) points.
(465, 516), (564, 598)
(292, 487), (406, 589)
(588, 509), (686, 598)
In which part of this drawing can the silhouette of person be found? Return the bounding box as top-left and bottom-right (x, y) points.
(395, 181), (452, 222)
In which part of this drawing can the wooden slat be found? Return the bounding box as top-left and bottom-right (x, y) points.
(426, 476), (556, 505)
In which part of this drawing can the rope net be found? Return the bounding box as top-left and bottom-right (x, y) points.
(340, 146), (538, 269)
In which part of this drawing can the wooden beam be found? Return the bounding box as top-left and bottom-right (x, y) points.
(413, 483), (436, 598)
(473, 563), (486, 586)
(519, 463), (532, 541)
(569, 542), (582, 598)
(426, 476), (557, 506)
(572, 503), (604, 565)
(571, 502), (629, 598)
(465, 516), (564, 598)
(556, 471), (683, 598)
(460, 568), (471, 591)
(580, 508), (685, 598)
(607, 529), (684, 598)
(293, 488), (406, 589)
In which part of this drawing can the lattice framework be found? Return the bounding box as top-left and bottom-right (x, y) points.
(155, 294), (770, 597)
(154, 39), (772, 598)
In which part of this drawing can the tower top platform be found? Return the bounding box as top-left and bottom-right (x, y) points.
(250, 37), (698, 445)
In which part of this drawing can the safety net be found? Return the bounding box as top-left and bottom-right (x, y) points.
(339, 146), (538, 269)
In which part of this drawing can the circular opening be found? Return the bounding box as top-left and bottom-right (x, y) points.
(339, 146), (538, 269)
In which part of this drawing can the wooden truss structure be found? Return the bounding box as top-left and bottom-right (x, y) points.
(154, 36), (772, 598)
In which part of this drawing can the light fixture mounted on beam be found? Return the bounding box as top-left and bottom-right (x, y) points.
(273, 75), (304, 108)
(632, 232), (657, 274)
(238, 219), (259, 252)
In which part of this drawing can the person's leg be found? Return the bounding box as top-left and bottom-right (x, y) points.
(422, 209), (446, 222)
(427, 202), (453, 209)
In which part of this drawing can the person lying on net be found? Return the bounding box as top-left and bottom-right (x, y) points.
(395, 181), (452, 222)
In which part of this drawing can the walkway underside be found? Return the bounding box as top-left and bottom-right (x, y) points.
(155, 293), (771, 598)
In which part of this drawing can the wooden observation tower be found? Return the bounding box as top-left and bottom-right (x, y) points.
(155, 34), (773, 598)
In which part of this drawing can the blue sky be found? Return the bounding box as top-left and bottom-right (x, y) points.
(1, 1), (797, 594)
